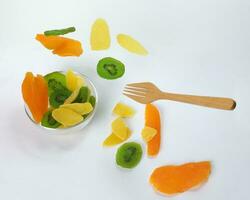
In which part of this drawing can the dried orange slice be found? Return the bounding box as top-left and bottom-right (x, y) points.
(150, 161), (211, 195)
(145, 104), (161, 156)
(36, 34), (83, 57)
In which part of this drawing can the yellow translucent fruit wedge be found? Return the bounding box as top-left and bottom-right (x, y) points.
(90, 18), (111, 50)
(117, 34), (148, 56)
(112, 117), (128, 140)
(60, 102), (93, 115)
(113, 103), (135, 118)
(103, 129), (131, 147)
(141, 126), (157, 142)
(52, 108), (83, 127)
(64, 75), (84, 104)
(66, 69), (84, 91)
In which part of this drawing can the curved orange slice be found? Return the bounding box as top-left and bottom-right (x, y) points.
(22, 72), (40, 122)
(145, 104), (161, 156)
(21, 73), (48, 123)
(150, 161), (211, 195)
(33, 75), (48, 122)
(36, 34), (83, 57)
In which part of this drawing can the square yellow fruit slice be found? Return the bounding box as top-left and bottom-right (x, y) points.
(103, 129), (131, 147)
(112, 103), (135, 118)
(112, 117), (128, 140)
(141, 126), (157, 142)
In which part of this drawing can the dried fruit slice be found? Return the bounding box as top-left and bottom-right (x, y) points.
(41, 110), (61, 128)
(97, 57), (125, 80)
(103, 129), (131, 147)
(52, 107), (83, 127)
(88, 96), (96, 107)
(33, 75), (49, 120)
(73, 86), (89, 103)
(141, 126), (157, 142)
(21, 72), (49, 123)
(117, 34), (148, 55)
(150, 161), (211, 195)
(66, 69), (84, 91)
(44, 72), (67, 95)
(64, 72), (84, 104)
(44, 27), (76, 36)
(36, 34), (83, 57)
(52, 39), (83, 57)
(90, 18), (110, 50)
(145, 104), (161, 157)
(116, 142), (143, 169)
(49, 89), (71, 108)
(112, 117), (128, 140)
(22, 72), (41, 123)
(60, 102), (93, 115)
(36, 34), (65, 50)
(112, 103), (135, 118)
(63, 88), (80, 104)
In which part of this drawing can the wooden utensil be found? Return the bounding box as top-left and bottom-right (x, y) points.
(123, 82), (236, 110)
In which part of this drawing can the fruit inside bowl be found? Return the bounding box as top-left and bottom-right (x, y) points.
(22, 70), (98, 132)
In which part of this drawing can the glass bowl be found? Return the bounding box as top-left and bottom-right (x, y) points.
(24, 71), (98, 134)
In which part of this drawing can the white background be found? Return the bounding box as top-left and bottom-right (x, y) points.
(0, 0), (249, 199)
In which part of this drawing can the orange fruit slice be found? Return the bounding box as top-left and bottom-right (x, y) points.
(150, 161), (211, 195)
(145, 104), (161, 156)
(36, 34), (83, 57)
(21, 72), (48, 123)
(33, 75), (48, 122)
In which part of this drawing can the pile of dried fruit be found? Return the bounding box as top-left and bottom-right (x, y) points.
(22, 70), (96, 129)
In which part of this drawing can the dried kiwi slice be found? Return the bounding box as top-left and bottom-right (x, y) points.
(44, 72), (67, 95)
(97, 57), (125, 80)
(41, 110), (61, 128)
(89, 96), (96, 107)
(49, 89), (71, 108)
(73, 86), (90, 103)
(48, 79), (67, 92)
(116, 142), (143, 169)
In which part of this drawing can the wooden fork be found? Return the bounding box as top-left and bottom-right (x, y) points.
(123, 82), (236, 110)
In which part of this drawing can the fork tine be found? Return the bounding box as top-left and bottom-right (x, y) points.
(123, 93), (146, 104)
(123, 89), (147, 96)
(126, 82), (152, 88)
(125, 86), (148, 92)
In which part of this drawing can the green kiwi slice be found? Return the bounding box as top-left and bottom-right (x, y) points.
(116, 142), (143, 169)
(97, 57), (125, 80)
(41, 110), (61, 128)
(44, 72), (67, 95)
(49, 89), (71, 108)
(73, 86), (90, 103)
(89, 95), (96, 107)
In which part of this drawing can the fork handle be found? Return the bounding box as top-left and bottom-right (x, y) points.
(160, 92), (236, 110)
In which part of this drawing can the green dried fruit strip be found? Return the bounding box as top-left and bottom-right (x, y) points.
(44, 27), (76, 36)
